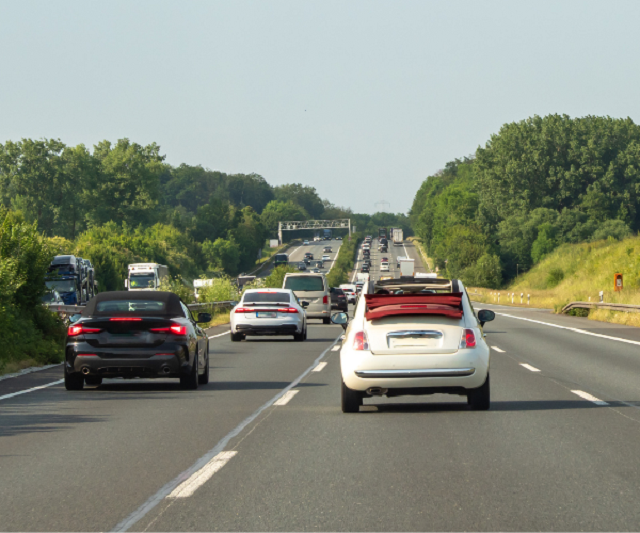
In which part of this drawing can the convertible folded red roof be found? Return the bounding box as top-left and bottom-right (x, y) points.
(364, 293), (463, 321)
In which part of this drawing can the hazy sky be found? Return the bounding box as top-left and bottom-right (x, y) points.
(2, 0), (640, 214)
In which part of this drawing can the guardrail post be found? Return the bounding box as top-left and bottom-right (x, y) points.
(599, 291), (604, 303)
(511, 293), (514, 304)
(498, 292), (500, 304)
(527, 294), (530, 305)
(520, 292), (523, 304)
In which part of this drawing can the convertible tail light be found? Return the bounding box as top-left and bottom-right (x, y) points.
(353, 331), (369, 351)
(277, 308), (299, 313)
(459, 328), (477, 349)
(109, 317), (142, 321)
(323, 295), (328, 304)
(149, 324), (187, 335)
(234, 307), (254, 313)
(67, 325), (102, 336)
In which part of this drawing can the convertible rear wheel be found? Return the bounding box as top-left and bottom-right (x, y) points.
(198, 344), (210, 385)
(467, 374), (490, 410)
(84, 376), (102, 386)
(341, 379), (362, 413)
(64, 367), (84, 391)
(180, 355), (199, 390)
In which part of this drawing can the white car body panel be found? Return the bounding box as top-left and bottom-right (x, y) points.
(230, 288), (306, 337)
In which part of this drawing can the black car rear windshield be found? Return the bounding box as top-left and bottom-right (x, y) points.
(284, 276), (324, 291)
(96, 300), (167, 313)
(243, 292), (291, 304)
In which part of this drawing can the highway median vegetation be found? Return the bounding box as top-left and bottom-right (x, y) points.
(326, 234), (361, 287)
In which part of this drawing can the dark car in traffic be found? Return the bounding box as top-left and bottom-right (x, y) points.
(64, 291), (211, 391)
(330, 287), (348, 312)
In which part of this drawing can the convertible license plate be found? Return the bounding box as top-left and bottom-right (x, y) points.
(256, 312), (277, 318)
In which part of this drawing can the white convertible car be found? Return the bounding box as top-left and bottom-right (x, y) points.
(332, 277), (495, 413)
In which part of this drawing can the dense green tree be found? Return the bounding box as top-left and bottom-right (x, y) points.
(202, 237), (240, 275)
(260, 200), (309, 233)
(274, 183), (324, 218)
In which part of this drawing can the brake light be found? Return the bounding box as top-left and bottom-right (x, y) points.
(323, 295), (328, 304)
(149, 324), (187, 335)
(234, 307), (254, 313)
(353, 331), (369, 351)
(67, 325), (101, 336)
(460, 328), (476, 349)
(109, 317), (142, 321)
(277, 308), (299, 313)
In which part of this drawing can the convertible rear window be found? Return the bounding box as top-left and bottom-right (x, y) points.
(284, 276), (324, 292)
(364, 293), (463, 321)
(96, 300), (167, 313)
(243, 292), (291, 304)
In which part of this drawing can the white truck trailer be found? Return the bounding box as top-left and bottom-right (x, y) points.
(392, 228), (404, 246)
(398, 257), (415, 277)
(126, 263), (169, 291)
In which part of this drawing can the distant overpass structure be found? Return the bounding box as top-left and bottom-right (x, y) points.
(278, 219), (351, 245)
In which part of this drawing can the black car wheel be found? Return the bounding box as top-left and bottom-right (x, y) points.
(341, 379), (362, 413)
(84, 376), (102, 387)
(323, 317), (331, 324)
(198, 345), (210, 385)
(467, 374), (490, 410)
(180, 354), (199, 390)
(64, 366), (84, 391)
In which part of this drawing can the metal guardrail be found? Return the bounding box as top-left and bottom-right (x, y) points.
(188, 301), (237, 312)
(561, 302), (640, 314)
(48, 301), (237, 320)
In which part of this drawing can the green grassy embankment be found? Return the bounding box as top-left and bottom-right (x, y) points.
(327, 235), (361, 287)
(470, 235), (640, 327)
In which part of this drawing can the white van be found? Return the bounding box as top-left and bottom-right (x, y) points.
(283, 273), (331, 324)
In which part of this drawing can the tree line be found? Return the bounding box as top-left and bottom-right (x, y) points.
(411, 114), (640, 287)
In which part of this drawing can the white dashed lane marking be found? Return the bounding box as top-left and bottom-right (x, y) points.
(168, 452), (237, 498)
(273, 389), (299, 406)
(520, 363), (540, 372)
(491, 346), (505, 352)
(571, 390), (608, 406)
(313, 362), (328, 372)
(331, 345), (341, 351)
(208, 331), (230, 339)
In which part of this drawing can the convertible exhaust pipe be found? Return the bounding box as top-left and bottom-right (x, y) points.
(81, 367), (91, 375)
(366, 387), (388, 396)
(162, 366), (171, 375)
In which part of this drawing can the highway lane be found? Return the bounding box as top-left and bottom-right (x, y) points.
(0, 323), (344, 532)
(254, 238), (342, 280)
(130, 302), (640, 531)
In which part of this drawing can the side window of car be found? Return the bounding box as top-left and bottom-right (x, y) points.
(180, 302), (192, 321)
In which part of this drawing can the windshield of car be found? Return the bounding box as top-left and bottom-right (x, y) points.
(243, 292), (291, 305)
(96, 300), (167, 313)
(45, 280), (75, 292)
(129, 273), (156, 288)
(41, 291), (58, 303)
(284, 276), (325, 292)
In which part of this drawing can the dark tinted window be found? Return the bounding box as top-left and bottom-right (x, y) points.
(96, 300), (166, 313)
(243, 292), (291, 304)
(284, 276), (324, 291)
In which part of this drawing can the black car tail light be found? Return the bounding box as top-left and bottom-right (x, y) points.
(149, 324), (188, 335)
(68, 325), (102, 336)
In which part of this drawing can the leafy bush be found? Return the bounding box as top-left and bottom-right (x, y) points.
(264, 265), (297, 289)
(591, 219), (632, 242)
(546, 268), (565, 288)
(327, 235), (360, 287)
(197, 277), (240, 303)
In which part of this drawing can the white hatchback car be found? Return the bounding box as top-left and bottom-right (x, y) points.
(380, 263), (389, 272)
(333, 277), (495, 412)
(322, 255), (331, 262)
(230, 288), (308, 341)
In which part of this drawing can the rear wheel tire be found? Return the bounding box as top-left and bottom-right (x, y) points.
(84, 376), (102, 386)
(230, 332), (244, 342)
(341, 379), (362, 413)
(64, 367), (84, 391)
(198, 347), (210, 385)
(180, 355), (199, 390)
(467, 374), (490, 410)
(323, 317), (331, 325)
(303, 325), (308, 340)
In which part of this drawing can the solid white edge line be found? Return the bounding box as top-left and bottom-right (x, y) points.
(112, 333), (343, 532)
(571, 389), (608, 406)
(491, 346), (505, 353)
(497, 313), (640, 347)
(520, 363), (540, 372)
(273, 389), (299, 406)
(313, 362), (328, 371)
(0, 379), (65, 401)
(208, 331), (230, 339)
(168, 451), (237, 498)
(0, 363), (63, 382)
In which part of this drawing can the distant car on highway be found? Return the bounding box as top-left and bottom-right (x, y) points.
(332, 277), (495, 413)
(336, 236), (342, 240)
(303, 240), (310, 245)
(63, 291), (211, 390)
(322, 254), (331, 262)
(311, 268), (321, 273)
(314, 261), (324, 269)
(230, 288), (308, 342)
(283, 272), (331, 324)
(380, 263), (390, 272)
(330, 287), (348, 312)
(323, 246), (332, 253)
(361, 264), (370, 273)
(298, 263), (307, 271)
(340, 284), (357, 304)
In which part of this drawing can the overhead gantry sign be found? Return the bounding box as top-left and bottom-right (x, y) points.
(278, 219), (351, 244)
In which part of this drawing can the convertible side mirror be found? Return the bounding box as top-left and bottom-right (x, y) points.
(331, 312), (349, 330)
(196, 312), (212, 323)
(300, 301), (309, 308)
(477, 309), (495, 327)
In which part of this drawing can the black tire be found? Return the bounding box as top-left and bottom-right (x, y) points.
(303, 325), (308, 340)
(180, 354), (199, 390)
(84, 376), (102, 386)
(341, 379), (362, 413)
(467, 374), (490, 410)
(230, 332), (244, 342)
(198, 345), (210, 385)
(64, 367), (84, 391)
(323, 317), (331, 325)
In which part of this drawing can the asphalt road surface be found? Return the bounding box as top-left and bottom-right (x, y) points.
(3, 239), (640, 531)
(253, 238), (343, 279)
